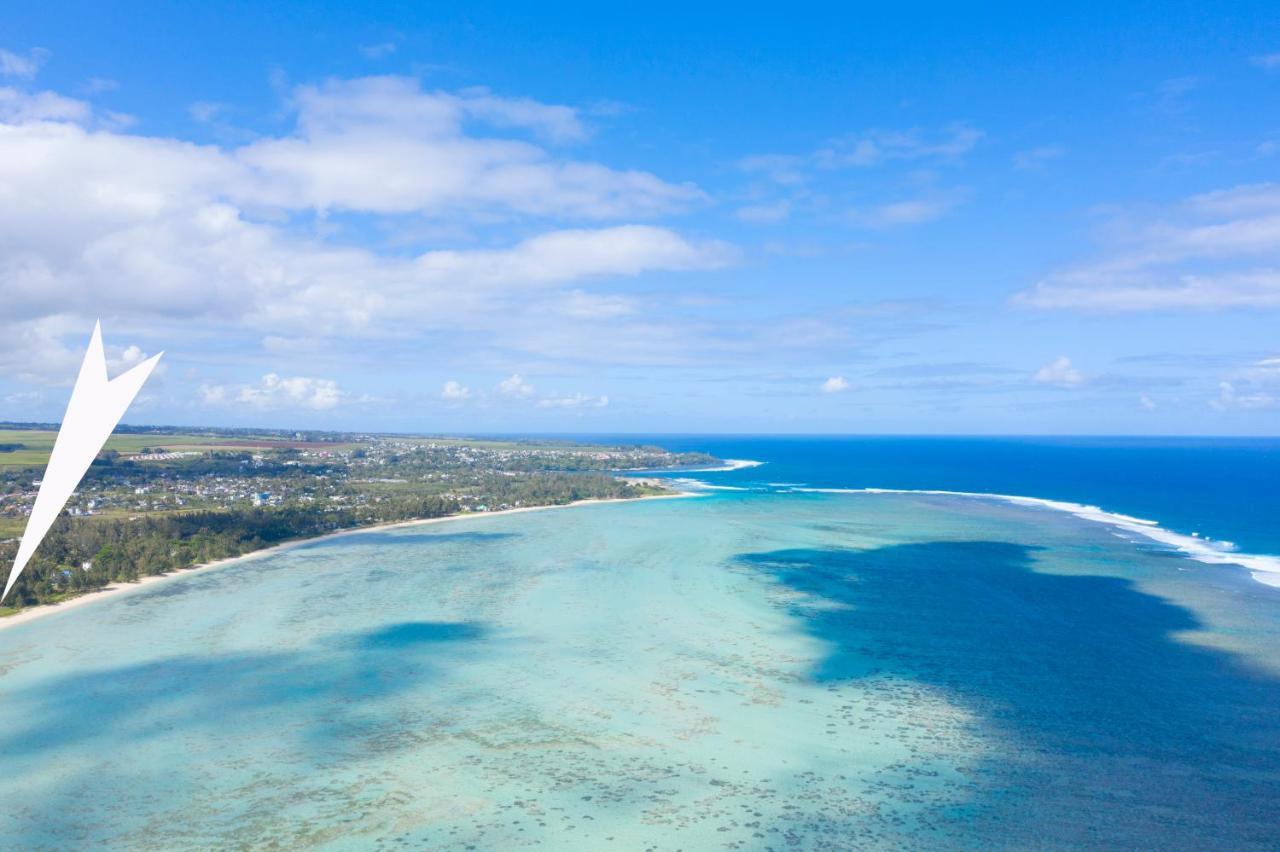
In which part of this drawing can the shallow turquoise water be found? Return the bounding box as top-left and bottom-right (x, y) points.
(1, 491), (1279, 849)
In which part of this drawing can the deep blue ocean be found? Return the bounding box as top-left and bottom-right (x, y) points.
(566, 435), (1280, 559)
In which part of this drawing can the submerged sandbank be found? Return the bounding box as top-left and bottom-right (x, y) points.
(0, 491), (700, 632)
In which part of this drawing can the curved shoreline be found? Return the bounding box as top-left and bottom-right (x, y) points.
(0, 491), (701, 633)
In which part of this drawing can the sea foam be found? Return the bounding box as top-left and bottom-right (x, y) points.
(679, 458), (765, 472)
(793, 487), (1280, 588)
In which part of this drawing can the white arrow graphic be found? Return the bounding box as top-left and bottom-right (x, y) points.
(4, 322), (162, 601)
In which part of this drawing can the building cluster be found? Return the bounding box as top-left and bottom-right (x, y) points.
(0, 436), (705, 524)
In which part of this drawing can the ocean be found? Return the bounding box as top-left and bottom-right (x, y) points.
(0, 436), (1277, 848)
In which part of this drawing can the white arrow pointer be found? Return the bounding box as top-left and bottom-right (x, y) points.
(4, 322), (162, 601)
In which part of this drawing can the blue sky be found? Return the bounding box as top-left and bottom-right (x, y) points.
(1, 2), (1278, 434)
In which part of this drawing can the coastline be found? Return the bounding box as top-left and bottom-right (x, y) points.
(0, 490), (701, 633)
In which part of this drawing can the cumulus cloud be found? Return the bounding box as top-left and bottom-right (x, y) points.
(1210, 356), (1280, 410)
(493, 374), (608, 409)
(1033, 356), (1085, 387)
(201, 374), (343, 410)
(440, 380), (471, 401)
(0, 75), (732, 386)
(233, 76), (695, 214)
(496, 374), (535, 398)
(820, 376), (851, 393)
(1014, 183), (1280, 311)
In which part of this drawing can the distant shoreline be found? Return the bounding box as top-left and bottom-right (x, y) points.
(0, 490), (701, 633)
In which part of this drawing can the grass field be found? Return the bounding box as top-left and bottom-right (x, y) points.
(0, 429), (356, 469)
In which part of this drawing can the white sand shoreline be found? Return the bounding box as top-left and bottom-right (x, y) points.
(0, 490), (701, 633)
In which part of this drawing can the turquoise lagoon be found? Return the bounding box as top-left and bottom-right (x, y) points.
(1, 487), (1279, 849)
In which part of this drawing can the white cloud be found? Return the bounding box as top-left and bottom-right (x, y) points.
(440, 380), (471, 401)
(1033, 356), (1085, 387)
(494, 374), (608, 409)
(0, 87), (91, 122)
(496, 374), (535, 398)
(1250, 52), (1280, 70)
(0, 74), (740, 393)
(411, 226), (731, 289)
(850, 197), (957, 228)
(456, 86), (588, 144)
(535, 392), (608, 409)
(233, 76), (693, 214)
(0, 48), (48, 79)
(1139, 394), (1157, 410)
(1213, 381), (1276, 410)
(1246, 356), (1280, 379)
(1014, 183), (1280, 311)
(739, 124), (981, 191)
(201, 373), (343, 410)
(107, 344), (164, 377)
(1020, 271), (1280, 311)
(0, 90), (729, 345)
(815, 124), (982, 169)
(820, 376), (851, 393)
(556, 290), (635, 319)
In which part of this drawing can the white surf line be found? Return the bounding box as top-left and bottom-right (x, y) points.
(678, 458), (765, 473)
(672, 479), (750, 492)
(793, 486), (1280, 589)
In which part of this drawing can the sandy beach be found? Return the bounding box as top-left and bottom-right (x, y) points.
(0, 490), (700, 633)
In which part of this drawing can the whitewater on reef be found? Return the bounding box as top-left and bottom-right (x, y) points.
(676, 458), (765, 472)
(791, 486), (1280, 589)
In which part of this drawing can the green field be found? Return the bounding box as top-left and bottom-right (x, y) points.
(0, 429), (351, 469)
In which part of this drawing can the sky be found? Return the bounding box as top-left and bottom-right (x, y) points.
(1, 1), (1278, 435)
